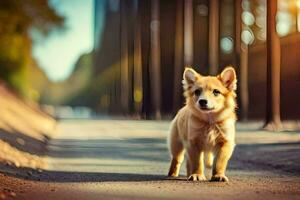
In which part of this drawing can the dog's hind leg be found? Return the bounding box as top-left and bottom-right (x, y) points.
(167, 123), (185, 177)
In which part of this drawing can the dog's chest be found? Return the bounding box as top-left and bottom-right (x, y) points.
(188, 124), (224, 148)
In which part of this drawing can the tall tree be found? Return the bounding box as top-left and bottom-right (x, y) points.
(120, 0), (129, 114)
(150, 0), (161, 119)
(239, 42), (249, 121)
(0, 0), (64, 95)
(133, 0), (143, 116)
(184, 0), (193, 66)
(208, 0), (219, 75)
(264, 0), (282, 131)
(235, 0), (249, 120)
(173, 0), (184, 113)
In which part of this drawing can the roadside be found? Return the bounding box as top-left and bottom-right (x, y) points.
(0, 83), (56, 169)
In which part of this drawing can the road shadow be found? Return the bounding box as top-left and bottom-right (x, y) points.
(0, 163), (166, 183)
(0, 128), (48, 156)
(231, 142), (300, 175)
(47, 138), (167, 162)
(1, 136), (299, 183)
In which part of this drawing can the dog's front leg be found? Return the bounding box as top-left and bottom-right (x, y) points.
(187, 144), (206, 181)
(211, 141), (235, 182)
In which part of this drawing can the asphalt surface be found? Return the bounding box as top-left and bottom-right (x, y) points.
(1, 120), (300, 200)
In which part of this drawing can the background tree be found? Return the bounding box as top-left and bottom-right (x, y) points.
(265, 0), (282, 131)
(133, 0), (143, 117)
(0, 0), (64, 96)
(183, 0), (193, 66)
(150, 0), (161, 119)
(120, 0), (129, 114)
(173, 0), (184, 113)
(208, 0), (219, 75)
(235, 0), (249, 121)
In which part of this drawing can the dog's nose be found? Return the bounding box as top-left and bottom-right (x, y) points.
(198, 99), (208, 107)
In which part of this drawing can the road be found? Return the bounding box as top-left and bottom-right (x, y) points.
(1, 120), (300, 200)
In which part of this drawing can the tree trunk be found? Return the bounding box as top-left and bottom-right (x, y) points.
(184, 0), (193, 66)
(208, 0), (219, 75)
(264, 0), (282, 131)
(235, 0), (249, 120)
(173, 0), (184, 113)
(120, 1), (129, 114)
(133, 1), (143, 117)
(240, 42), (249, 121)
(150, 0), (161, 119)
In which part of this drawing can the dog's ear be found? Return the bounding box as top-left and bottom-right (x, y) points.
(183, 67), (198, 84)
(220, 67), (237, 91)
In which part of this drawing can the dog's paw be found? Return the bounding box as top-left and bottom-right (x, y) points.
(187, 174), (206, 181)
(167, 173), (178, 178)
(210, 174), (229, 182)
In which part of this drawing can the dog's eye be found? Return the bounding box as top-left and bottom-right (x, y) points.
(213, 89), (221, 96)
(194, 89), (201, 96)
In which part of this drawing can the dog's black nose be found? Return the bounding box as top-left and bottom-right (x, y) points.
(198, 99), (207, 107)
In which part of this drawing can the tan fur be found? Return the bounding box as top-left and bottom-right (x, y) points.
(168, 67), (237, 182)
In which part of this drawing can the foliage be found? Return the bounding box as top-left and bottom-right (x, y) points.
(0, 0), (64, 97)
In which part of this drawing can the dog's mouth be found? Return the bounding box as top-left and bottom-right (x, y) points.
(199, 106), (215, 111)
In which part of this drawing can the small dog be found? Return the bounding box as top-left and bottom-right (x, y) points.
(167, 67), (237, 182)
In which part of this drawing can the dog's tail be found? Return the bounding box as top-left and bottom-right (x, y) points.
(204, 152), (214, 168)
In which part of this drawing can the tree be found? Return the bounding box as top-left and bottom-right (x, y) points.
(184, 0), (193, 66)
(208, 0), (219, 75)
(133, 0), (143, 116)
(120, 0), (129, 114)
(264, 0), (282, 131)
(173, 0), (184, 113)
(0, 0), (64, 95)
(150, 0), (162, 119)
(235, 0), (249, 121)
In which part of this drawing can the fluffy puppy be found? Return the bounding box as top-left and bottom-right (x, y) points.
(167, 67), (237, 182)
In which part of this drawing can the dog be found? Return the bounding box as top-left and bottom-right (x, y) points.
(167, 66), (237, 182)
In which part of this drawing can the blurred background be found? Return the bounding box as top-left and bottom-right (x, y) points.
(0, 0), (299, 122)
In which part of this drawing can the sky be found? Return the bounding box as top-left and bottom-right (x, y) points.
(32, 0), (94, 82)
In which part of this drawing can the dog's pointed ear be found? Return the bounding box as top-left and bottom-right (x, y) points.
(183, 67), (198, 84)
(220, 67), (237, 91)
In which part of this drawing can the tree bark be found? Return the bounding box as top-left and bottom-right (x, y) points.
(133, 1), (143, 117)
(184, 0), (193, 66)
(235, 0), (249, 120)
(150, 0), (161, 119)
(120, 1), (129, 114)
(208, 0), (219, 75)
(240, 42), (249, 121)
(173, 0), (184, 113)
(264, 0), (282, 131)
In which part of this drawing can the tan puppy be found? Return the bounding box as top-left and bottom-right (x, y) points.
(167, 67), (237, 182)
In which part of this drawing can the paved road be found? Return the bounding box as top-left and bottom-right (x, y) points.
(2, 120), (300, 200)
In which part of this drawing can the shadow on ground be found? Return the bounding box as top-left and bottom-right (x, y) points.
(1, 135), (299, 183)
(0, 128), (48, 156)
(1, 164), (166, 182)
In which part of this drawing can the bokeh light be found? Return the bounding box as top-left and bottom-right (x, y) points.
(242, 11), (255, 26)
(276, 11), (293, 37)
(220, 37), (234, 54)
(241, 29), (254, 45)
(242, 0), (251, 11)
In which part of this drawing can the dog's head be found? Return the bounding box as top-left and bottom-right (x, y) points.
(182, 67), (237, 115)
